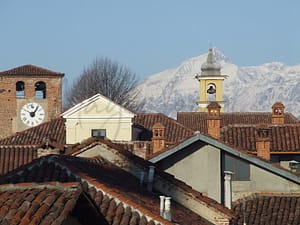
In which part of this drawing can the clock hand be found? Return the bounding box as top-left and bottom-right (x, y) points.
(33, 105), (39, 113)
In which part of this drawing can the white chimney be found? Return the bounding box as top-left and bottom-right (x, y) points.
(163, 197), (172, 221)
(159, 196), (165, 217)
(147, 166), (155, 191)
(224, 171), (233, 209)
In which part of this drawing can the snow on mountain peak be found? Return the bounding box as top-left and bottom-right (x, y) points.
(136, 50), (300, 119)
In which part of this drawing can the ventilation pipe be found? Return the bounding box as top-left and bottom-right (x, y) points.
(139, 171), (145, 186)
(147, 166), (155, 191)
(159, 196), (172, 221)
(224, 171), (233, 209)
(164, 197), (172, 221)
(159, 196), (165, 217)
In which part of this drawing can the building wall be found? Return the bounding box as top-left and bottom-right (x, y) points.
(64, 97), (134, 144)
(232, 163), (300, 201)
(159, 143), (300, 205)
(0, 75), (62, 138)
(165, 145), (222, 203)
(65, 118), (132, 144)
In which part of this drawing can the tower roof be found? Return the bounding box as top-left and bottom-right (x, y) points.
(0, 64), (64, 77)
(201, 48), (221, 75)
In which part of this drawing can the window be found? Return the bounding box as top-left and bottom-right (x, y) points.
(35, 81), (46, 99)
(16, 81), (25, 98)
(224, 154), (250, 181)
(91, 129), (106, 138)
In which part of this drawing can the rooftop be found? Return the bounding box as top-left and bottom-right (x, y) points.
(0, 64), (64, 77)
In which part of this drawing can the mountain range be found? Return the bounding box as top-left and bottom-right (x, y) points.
(135, 49), (300, 119)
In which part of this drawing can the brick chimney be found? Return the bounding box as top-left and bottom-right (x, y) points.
(152, 123), (166, 154)
(272, 102), (285, 124)
(206, 102), (221, 139)
(256, 124), (271, 160)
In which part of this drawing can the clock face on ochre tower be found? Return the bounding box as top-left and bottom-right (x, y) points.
(20, 102), (45, 127)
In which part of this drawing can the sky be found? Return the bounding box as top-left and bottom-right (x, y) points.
(1, 0), (299, 87)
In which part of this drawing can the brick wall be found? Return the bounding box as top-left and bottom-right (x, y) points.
(0, 75), (63, 138)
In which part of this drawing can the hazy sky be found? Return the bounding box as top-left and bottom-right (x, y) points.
(1, 0), (299, 85)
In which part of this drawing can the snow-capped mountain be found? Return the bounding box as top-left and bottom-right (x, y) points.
(136, 49), (300, 118)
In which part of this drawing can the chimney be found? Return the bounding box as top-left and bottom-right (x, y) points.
(272, 102), (285, 124)
(206, 102), (221, 139)
(147, 166), (155, 191)
(164, 197), (172, 221)
(289, 160), (299, 173)
(224, 171), (233, 209)
(256, 124), (271, 160)
(159, 196), (165, 216)
(152, 123), (166, 154)
(159, 196), (172, 221)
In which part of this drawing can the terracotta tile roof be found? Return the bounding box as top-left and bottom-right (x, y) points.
(232, 193), (300, 225)
(177, 112), (299, 133)
(0, 182), (82, 225)
(133, 113), (194, 144)
(0, 117), (66, 145)
(0, 145), (38, 176)
(221, 124), (300, 153)
(0, 64), (64, 77)
(65, 138), (234, 221)
(0, 155), (210, 225)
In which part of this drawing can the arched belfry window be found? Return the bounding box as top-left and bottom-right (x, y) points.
(35, 81), (46, 99)
(206, 83), (216, 101)
(16, 81), (25, 98)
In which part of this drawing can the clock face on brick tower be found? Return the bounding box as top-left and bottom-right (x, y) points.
(21, 102), (45, 127)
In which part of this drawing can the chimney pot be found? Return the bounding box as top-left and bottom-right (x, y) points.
(224, 171), (233, 209)
(164, 197), (172, 221)
(159, 196), (165, 216)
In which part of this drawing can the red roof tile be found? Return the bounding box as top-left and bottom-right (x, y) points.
(221, 124), (300, 153)
(0, 154), (213, 225)
(177, 112), (299, 133)
(0, 117), (66, 145)
(0, 64), (64, 77)
(0, 145), (37, 175)
(65, 138), (234, 220)
(0, 182), (81, 225)
(134, 113), (194, 144)
(232, 193), (300, 225)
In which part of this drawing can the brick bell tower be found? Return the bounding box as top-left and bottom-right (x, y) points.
(195, 48), (228, 112)
(0, 65), (64, 138)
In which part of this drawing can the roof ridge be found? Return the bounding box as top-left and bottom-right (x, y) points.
(0, 181), (81, 191)
(0, 64), (64, 76)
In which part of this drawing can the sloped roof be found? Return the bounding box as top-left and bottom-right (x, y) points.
(133, 113), (194, 144)
(0, 117), (65, 145)
(0, 182), (82, 225)
(0, 64), (64, 77)
(150, 133), (300, 184)
(221, 124), (300, 152)
(0, 154), (209, 225)
(64, 137), (234, 221)
(0, 145), (38, 175)
(232, 193), (300, 225)
(177, 112), (299, 133)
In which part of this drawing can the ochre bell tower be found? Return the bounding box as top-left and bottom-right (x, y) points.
(195, 48), (227, 112)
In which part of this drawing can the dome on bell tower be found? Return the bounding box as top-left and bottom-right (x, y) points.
(201, 48), (221, 75)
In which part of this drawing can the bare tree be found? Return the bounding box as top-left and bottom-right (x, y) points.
(64, 57), (144, 112)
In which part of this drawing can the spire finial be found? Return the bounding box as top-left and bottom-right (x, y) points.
(201, 48), (221, 75)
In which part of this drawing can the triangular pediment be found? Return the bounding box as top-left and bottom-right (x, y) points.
(62, 93), (135, 119)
